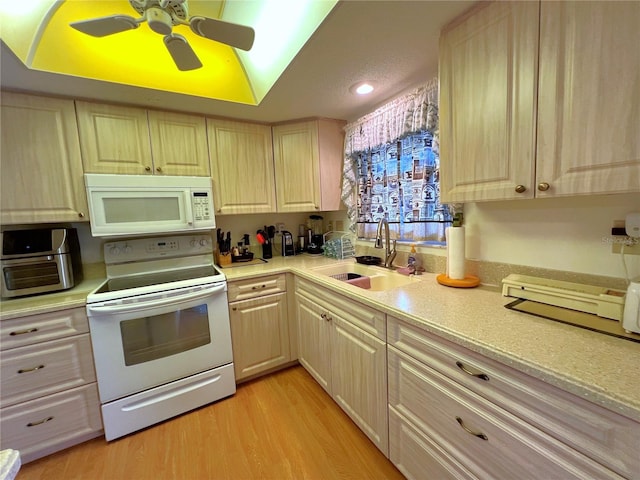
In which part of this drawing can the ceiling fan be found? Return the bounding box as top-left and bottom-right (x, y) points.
(69, 0), (255, 71)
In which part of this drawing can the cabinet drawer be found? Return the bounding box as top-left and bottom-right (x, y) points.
(1, 334), (96, 408)
(388, 316), (640, 478)
(296, 277), (385, 340)
(227, 274), (286, 302)
(0, 383), (102, 464)
(388, 347), (622, 479)
(1, 307), (89, 350)
(389, 407), (474, 480)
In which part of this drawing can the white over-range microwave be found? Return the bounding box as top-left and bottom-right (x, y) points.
(85, 174), (216, 237)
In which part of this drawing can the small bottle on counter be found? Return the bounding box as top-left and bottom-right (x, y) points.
(408, 244), (417, 266)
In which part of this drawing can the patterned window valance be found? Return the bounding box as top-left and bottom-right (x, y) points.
(344, 78), (439, 156)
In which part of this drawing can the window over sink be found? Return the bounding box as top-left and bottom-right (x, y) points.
(342, 79), (453, 245)
(353, 129), (452, 244)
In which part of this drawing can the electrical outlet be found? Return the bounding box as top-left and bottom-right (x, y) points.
(612, 241), (640, 255)
(276, 222), (285, 233)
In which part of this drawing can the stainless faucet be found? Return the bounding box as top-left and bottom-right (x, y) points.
(374, 218), (397, 268)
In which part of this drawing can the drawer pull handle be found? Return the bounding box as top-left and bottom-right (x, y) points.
(10, 328), (39, 336)
(456, 417), (488, 441)
(18, 365), (45, 374)
(251, 285), (267, 290)
(456, 361), (489, 381)
(27, 416), (54, 427)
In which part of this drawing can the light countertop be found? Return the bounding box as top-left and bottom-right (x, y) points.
(222, 255), (640, 422)
(2, 255), (639, 423)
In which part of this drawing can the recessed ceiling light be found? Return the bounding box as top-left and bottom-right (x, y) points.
(350, 82), (375, 95)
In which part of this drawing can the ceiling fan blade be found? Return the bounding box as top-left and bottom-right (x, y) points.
(190, 17), (255, 51)
(70, 15), (140, 37)
(164, 34), (203, 71)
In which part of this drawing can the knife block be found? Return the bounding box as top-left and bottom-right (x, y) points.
(216, 251), (232, 266)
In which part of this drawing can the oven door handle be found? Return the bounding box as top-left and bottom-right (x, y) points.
(87, 283), (225, 314)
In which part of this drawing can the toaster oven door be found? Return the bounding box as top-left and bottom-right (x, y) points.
(0, 254), (75, 298)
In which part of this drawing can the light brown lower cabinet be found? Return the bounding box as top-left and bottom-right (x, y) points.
(0, 308), (103, 463)
(228, 274), (292, 381)
(295, 277), (388, 456)
(387, 315), (638, 479)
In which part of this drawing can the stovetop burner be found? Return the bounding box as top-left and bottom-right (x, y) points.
(87, 234), (226, 303)
(93, 265), (221, 294)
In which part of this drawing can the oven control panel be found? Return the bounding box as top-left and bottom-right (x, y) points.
(104, 234), (214, 264)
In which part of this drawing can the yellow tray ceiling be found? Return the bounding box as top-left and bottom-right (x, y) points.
(0, 0), (337, 106)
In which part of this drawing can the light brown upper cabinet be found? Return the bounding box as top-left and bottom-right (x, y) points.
(207, 118), (277, 214)
(272, 119), (346, 212)
(439, 1), (640, 203)
(76, 101), (210, 176)
(1, 92), (88, 224)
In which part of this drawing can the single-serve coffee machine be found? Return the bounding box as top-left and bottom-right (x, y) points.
(281, 231), (295, 256)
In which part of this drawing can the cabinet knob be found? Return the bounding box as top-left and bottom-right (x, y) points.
(514, 185), (527, 193)
(145, 166), (152, 172)
(537, 182), (550, 192)
(78, 212), (85, 218)
(156, 167), (162, 173)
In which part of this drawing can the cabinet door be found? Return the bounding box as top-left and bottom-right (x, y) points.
(207, 119), (276, 214)
(0, 92), (88, 224)
(76, 101), (153, 174)
(536, 2), (640, 197)
(148, 110), (210, 176)
(331, 315), (388, 455)
(229, 292), (290, 381)
(439, 1), (539, 202)
(272, 121), (321, 212)
(295, 292), (332, 394)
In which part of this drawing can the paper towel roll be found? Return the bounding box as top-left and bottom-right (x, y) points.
(446, 226), (466, 280)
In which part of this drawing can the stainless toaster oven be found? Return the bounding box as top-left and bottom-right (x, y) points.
(1, 228), (83, 298)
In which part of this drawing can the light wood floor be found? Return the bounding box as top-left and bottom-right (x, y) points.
(18, 365), (405, 480)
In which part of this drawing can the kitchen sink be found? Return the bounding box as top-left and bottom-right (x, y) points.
(310, 262), (420, 291)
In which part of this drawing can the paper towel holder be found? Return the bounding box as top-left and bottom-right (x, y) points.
(436, 273), (480, 288)
(437, 212), (480, 288)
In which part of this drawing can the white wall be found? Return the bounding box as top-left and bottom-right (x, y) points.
(462, 192), (640, 280)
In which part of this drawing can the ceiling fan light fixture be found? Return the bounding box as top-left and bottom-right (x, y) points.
(146, 7), (173, 35)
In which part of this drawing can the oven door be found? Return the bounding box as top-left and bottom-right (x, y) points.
(86, 282), (232, 403)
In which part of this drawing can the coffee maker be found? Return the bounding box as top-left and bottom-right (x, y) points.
(281, 231), (295, 256)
